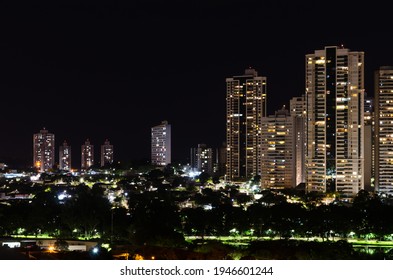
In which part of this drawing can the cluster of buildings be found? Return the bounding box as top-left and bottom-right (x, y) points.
(151, 121), (226, 176)
(29, 45), (393, 198)
(33, 128), (114, 172)
(149, 45), (393, 198)
(225, 45), (393, 197)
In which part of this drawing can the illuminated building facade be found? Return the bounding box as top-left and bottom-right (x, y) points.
(101, 139), (114, 167)
(306, 46), (364, 196)
(375, 66), (393, 194)
(151, 121), (171, 166)
(261, 107), (295, 188)
(290, 96), (306, 186)
(226, 68), (267, 181)
(33, 128), (55, 172)
(59, 140), (72, 171)
(81, 139), (94, 170)
(190, 144), (213, 175)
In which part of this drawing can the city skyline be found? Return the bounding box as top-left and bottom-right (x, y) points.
(1, 2), (393, 167)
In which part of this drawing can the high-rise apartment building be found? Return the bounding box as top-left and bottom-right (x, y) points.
(375, 66), (393, 194)
(306, 46), (364, 196)
(261, 107), (295, 188)
(190, 144), (213, 175)
(290, 95), (306, 186)
(59, 140), (71, 171)
(33, 128), (55, 172)
(81, 139), (94, 170)
(101, 139), (114, 167)
(151, 121), (171, 166)
(226, 68), (267, 181)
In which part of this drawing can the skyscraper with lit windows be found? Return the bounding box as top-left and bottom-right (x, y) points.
(151, 121), (171, 166)
(101, 139), (114, 167)
(306, 46), (364, 196)
(190, 144), (213, 175)
(33, 128), (55, 172)
(226, 68), (267, 181)
(375, 66), (393, 194)
(59, 140), (71, 171)
(261, 107), (295, 188)
(81, 139), (94, 170)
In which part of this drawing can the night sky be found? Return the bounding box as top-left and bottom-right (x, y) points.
(1, 1), (392, 168)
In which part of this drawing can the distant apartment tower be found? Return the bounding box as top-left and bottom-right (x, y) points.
(226, 68), (267, 181)
(306, 46), (364, 196)
(375, 66), (393, 194)
(151, 121), (171, 166)
(81, 139), (94, 169)
(33, 128), (55, 172)
(261, 107), (295, 188)
(190, 144), (213, 175)
(290, 95), (306, 186)
(59, 140), (72, 171)
(101, 139), (114, 167)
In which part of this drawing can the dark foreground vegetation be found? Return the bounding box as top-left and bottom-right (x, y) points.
(2, 239), (393, 260)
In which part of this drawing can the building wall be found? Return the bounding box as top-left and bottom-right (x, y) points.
(290, 96), (306, 186)
(375, 67), (393, 194)
(261, 108), (295, 188)
(364, 124), (372, 191)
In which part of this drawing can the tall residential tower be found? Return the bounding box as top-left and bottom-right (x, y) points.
(190, 144), (213, 175)
(375, 66), (393, 194)
(261, 107), (295, 189)
(33, 128), (55, 172)
(290, 95), (307, 186)
(81, 139), (94, 170)
(101, 139), (114, 167)
(226, 68), (267, 181)
(305, 46), (364, 197)
(59, 140), (72, 171)
(151, 121), (171, 166)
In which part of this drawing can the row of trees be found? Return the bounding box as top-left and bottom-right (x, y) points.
(1, 178), (393, 246)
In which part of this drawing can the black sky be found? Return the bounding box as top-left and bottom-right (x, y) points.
(1, 1), (392, 168)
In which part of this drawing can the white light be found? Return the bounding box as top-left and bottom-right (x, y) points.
(188, 171), (201, 178)
(2, 242), (21, 248)
(30, 174), (41, 181)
